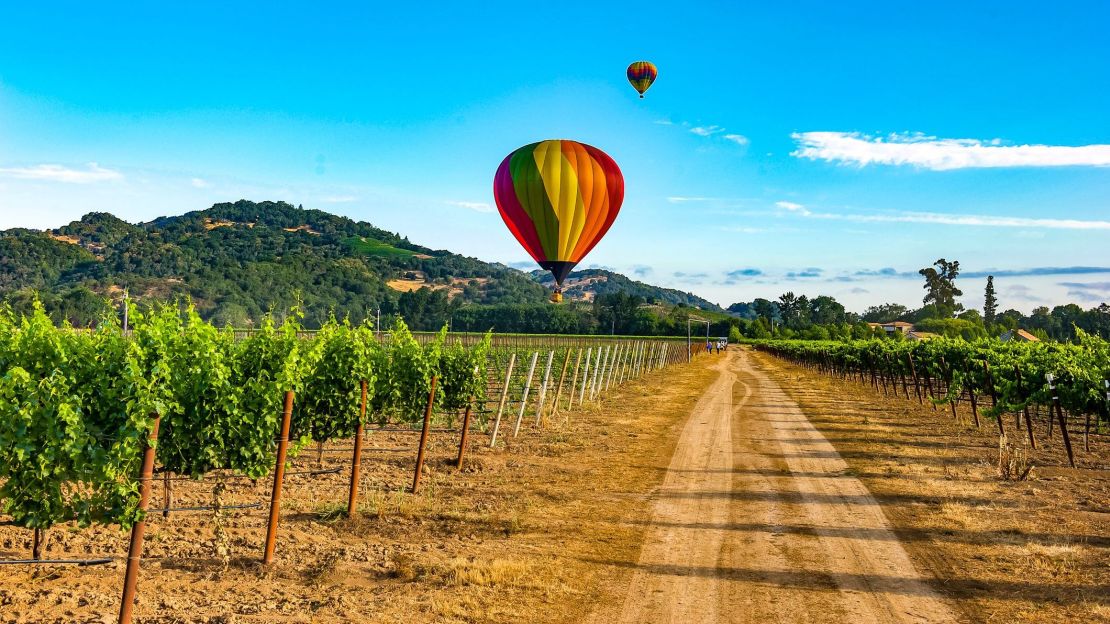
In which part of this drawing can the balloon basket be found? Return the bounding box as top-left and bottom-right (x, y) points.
(550, 291), (564, 304)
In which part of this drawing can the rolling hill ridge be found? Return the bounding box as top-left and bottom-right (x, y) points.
(0, 200), (722, 328)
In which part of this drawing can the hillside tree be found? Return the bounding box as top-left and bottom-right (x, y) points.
(919, 258), (963, 318)
(983, 275), (998, 325)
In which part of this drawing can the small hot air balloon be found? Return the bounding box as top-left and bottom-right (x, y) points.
(626, 61), (658, 98)
(494, 140), (624, 303)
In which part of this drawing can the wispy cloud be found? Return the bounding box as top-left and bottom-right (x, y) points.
(848, 287), (870, 294)
(779, 205), (1110, 231)
(446, 200), (495, 213)
(1059, 282), (1110, 304)
(774, 200), (811, 216)
(1003, 284), (1045, 303)
(667, 196), (718, 203)
(792, 131), (1110, 170)
(1063, 289), (1108, 303)
(722, 268), (763, 284)
(723, 134), (749, 146)
(690, 125), (724, 137)
(963, 266), (1110, 278)
(630, 264), (653, 278)
(717, 225), (764, 234)
(653, 119), (674, 126)
(854, 267), (901, 277)
(190, 177), (210, 189)
(0, 162), (123, 183)
(786, 268), (823, 279)
(1058, 281), (1110, 291)
(320, 194), (358, 203)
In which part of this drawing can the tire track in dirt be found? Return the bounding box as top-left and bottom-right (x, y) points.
(607, 349), (961, 624)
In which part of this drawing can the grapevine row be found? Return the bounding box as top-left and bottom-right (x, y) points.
(754, 334), (1110, 466)
(0, 302), (490, 532)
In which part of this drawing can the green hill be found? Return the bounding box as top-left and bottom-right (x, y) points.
(530, 268), (723, 311)
(0, 200), (722, 330)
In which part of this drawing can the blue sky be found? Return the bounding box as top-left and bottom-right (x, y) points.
(1, 2), (1108, 312)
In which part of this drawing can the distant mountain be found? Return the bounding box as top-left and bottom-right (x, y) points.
(0, 200), (722, 328)
(531, 268), (724, 311)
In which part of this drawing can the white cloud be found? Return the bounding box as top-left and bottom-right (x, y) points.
(723, 134), (749, 146)
(777, 204), (1110, 231)
(447, 200), (495, 213)
(717, 226), (764, 234)
(667, 196), (717, 203)
(690, 125), (724, 137)
(653, 119), (674, 126)
(190, 177), (210, 188)
(0, 162), (123, 183)
(818, 210), (1110, 230)
(774, 200), (811, 216)
(320, 195), (358, 203)
(791, 131), (1110, 170)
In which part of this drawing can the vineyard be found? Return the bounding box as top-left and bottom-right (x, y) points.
(0, 302), (700, 623)
(754, 334), (1110, 468)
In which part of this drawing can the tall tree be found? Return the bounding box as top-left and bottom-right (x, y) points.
(983, 275), (998, 325)
(777, 292), (799, 328)
(919, 258), (963, 318)
(752, 298), (778, 324)
(862, 303), (909, 323)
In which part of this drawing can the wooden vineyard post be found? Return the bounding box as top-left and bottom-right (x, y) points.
(455, 398), (474, 470)
(983, 361), (1004, 437)
(578, 348), (593, 407)
(589, 346), (604, 402)
(534, 350), (554, 426)
(1015, 366), (1036, 449)
(967, 370), (982, 429)
(550, 349), (572, 420)
(32, 528), (45, 560)
(619, 344), (630, 383)
(411, 376), (439, 494)
(118, 415), (161, 624)
(263, 391), (294, 564)
(162, 471), (171, 519)
(347, 380), (368, 518)
(1046, 374), (1076, 468)
(604, 344), (618, 391)
(597, 345), (610, 397)
(513, 352), (539, 437)
(489, 353), (516, 447)
(1097, 379), (1109, 452)
(607, 344), (621, 391)
(565, 349), (583, 412)
(922, 363), (938, 411)
(940, 357), (958, 422)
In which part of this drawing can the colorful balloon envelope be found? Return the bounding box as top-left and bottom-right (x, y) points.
(626, 61), (658, 98)
(493, 140), (624, 303)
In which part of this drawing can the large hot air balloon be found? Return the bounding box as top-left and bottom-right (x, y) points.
(626, 61), (657, 98)
(494, 140), (624, 303)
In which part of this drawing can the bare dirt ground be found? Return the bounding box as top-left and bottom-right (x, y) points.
(597, 350), (961, 624)
(2, 347), (1107, 624)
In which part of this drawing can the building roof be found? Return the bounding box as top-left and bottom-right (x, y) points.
(907, 331), (939, 341)
(885, 321), (915, 327)
(1002, 328), (1040, 342)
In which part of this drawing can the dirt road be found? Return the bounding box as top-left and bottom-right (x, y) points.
(607, 349), (961, 624)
